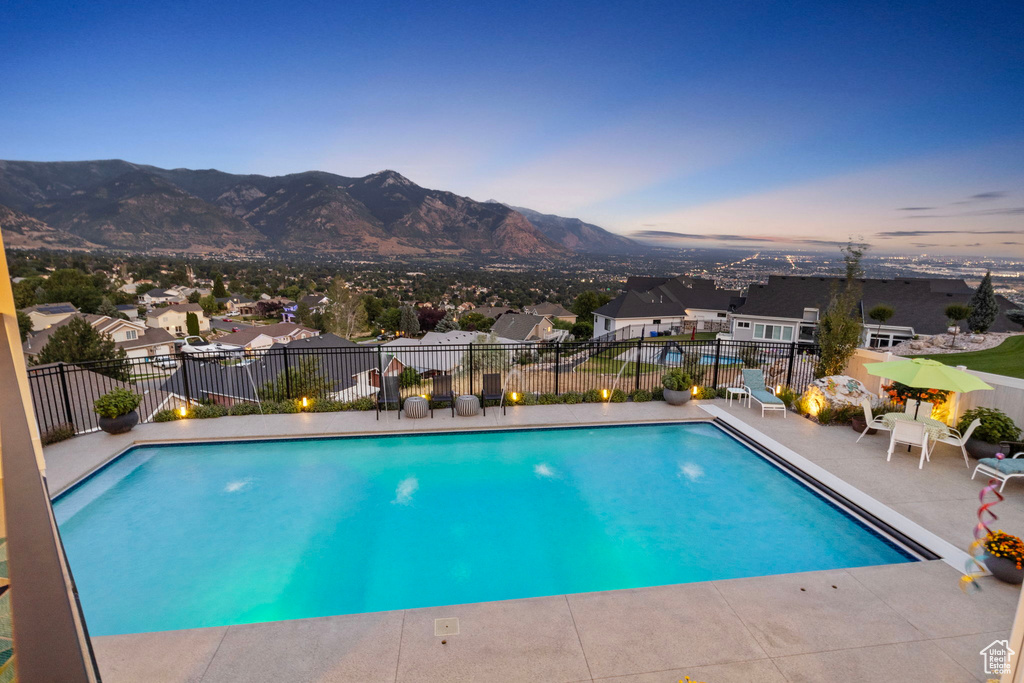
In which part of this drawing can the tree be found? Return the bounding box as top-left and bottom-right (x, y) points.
(324, 281), (368, 339)
(462, 333), (507, 372)
(199, 293), (219, 317)
(457, 312), (493, 332)
(187, 290), (202, 304)
(1007, 310), (1024, 330)
(416, 306), (445, 332)
(97, 296), (127, 319)
(212, 274), (228, 298)
(258, 356), (332, 401)
(186, 312), (201, 336)
(378, 307), (402, 333)
(34, 317), (129, 380)
(967, 271), (999, 333)
(572, 291), (612, 322)
(12, 279), (38, 309)
(944, 303), (972, 348)
(362, 295), (383, 327)
(815, 240), (867, 378)
(570, 320), (594, 339)
(398, 366), (421, 389)
(399, 305), (420, 337)
(435, 310), (458, 333)
(17, 310), (32, 342)
(867, 304), (894, 346)
(40, 268), (104, 312)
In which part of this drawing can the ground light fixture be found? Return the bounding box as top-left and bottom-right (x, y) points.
(510, 392), (519, 403)
(178, 405), (187, 418)
(301, 397), (308, 409)
(601, 389), (609, 401)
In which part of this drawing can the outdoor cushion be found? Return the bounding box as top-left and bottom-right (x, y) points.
(741, 370), (767, 390)
(749, 389), (783, 405)
(979, 458), (1024, 475)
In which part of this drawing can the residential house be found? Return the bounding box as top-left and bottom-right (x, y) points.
(299, 293), (330, 314)
(465, 306), (513, 320)
(146, 303), (211, 337)
(216, 294), (257, 316)
(729, 276), (1019, 347)
(20, 302), (79, 332)
(490, 313), (566, 342)
(138, 288), (184, 306)
(213, 322), (319, 351)
(115, 305), (139, 321)
(381, 330), (521, 377)
(23, 314), (176, 360)
(591, 276), (743, 338)
(524, 302), (577, 323)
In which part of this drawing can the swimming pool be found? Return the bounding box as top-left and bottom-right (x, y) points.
(664, 351), (743, 365)
(55, 423), (914, 635)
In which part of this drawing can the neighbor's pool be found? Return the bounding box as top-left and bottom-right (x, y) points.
(55, 423), (913, 635)
(665, 351), (743, 365)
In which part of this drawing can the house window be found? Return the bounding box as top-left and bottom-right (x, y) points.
(735, 321), (751, 329)
(125, 329), (138, 341)
(753, 323), (793, 341)
(175, 326), (182, 333)
(717, 312), (726, 318)
(652, 319), (661, 325)
(604, 318), (611, 331)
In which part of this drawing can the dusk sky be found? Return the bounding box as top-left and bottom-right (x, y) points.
(4, 1), (1023, 255)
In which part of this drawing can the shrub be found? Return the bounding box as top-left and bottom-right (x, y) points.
(228, 403), (261, 416)
(691, 386), (718, 400)
(538, 392), (559, 405)
(41, 423), (76, 445)
(661, 368), (694, 391)
(985, 530), (1024, 570)
(609, 389), (627, 403)
(93, 388), (142, 419)
(715, 387), (729, 399)
(262, 400), (299, 414)
(652, 388), (665, 401)
(348, 397), (375, 411)
(311, 400), (345, 412)
(583, 389), (602, 403)
(562, 392), (583, 404)
(776, 386), (800, 409)
(881, 382), (951, 407)
(191, 404), (227, 419)
(631, 389), (652, 403)
(519, 392), (539, 406)
(398, 367), (421, 389)
(958, 407), (1020, 444)
(154, 408), (183, 422)
(816, 404), (836, 425)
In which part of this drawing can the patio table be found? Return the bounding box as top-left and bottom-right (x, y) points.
(403, 396), (428, 419)
(882, 412), (950, 441)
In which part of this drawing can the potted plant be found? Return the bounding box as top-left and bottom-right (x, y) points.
(959, 407), (1021, 460)
(661, 368), (694, 406)
(984, 530), (1024, 584)
(94, 388), (142, 434)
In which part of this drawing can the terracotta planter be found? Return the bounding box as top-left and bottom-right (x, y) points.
(966, 437), (1004, 460)
(98, 410), (139, 435)
(985, 555), (1024, 584)
(663, 388), (692, 406)
(850, 415), (876, 435)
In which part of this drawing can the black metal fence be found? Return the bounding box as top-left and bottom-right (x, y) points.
(27, 339), (821, 436)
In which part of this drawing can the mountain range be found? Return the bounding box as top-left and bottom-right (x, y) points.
(0, 160), (644, 257)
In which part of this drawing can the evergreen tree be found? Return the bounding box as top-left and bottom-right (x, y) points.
(17, 310), (32, 342)
(399, 305), (420, 337)
(187, 290), (202, 304)
(186, 312), (201, 336)
(212, 274), (228, 298)
(967, 271), (999, 332)
(97, 296), (127, 319)
(258, 356), (332, 401)
(34, 317), (129, 380)
(435, 310), (458, 333)
(815, 241), (867, 378)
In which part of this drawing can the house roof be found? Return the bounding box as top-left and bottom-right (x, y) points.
(737, 275), (1018, 335)
(466, 306), (513, 319)
(23, 314), (167, 355)
(215, 323), (319, 346)
(216, 294), (255, 304)
(490, 313), (549, 341)
(115, 304), (137, 311)
(299, 294), (328, 306)
(149, 303), (204, 317)
(527, 302), (575, 317)
(21, 302), (78, 315)
(381, 330), (520, 372)
(144, 288), (175, 297)
(117, 326), (176, 350)
(594, 275), (741, 320)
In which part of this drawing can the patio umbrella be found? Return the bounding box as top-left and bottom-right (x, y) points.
(864, 357), (993, 418)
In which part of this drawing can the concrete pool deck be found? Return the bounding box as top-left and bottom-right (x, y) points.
(44, 400), (1023, 682)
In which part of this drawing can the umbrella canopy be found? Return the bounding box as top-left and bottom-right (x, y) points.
(864, 358), (993, 393)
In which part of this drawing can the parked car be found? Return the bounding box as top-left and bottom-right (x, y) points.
(223, 318), (233, 322)
(152, 355), (178, 370)
(231, 326), (240, 332)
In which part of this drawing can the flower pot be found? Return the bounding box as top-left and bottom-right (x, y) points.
(850, 415), (876, 435)
(985, 555), (1024, 584)
(664, 388), (692, 406)
(98, 410), (139, 435)
(965, 437), (1004, 460)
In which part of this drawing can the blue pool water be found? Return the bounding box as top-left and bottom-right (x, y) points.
(665, 351), (743, 365)
(55, 423), (912, 635)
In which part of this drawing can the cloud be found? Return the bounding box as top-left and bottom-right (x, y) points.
(905, 207), (1024, 219)
(630, 230), (847, 247)
(896, 207), (935, 211)
(392, 477), (419, 505)
(874, 229), (1022, 238)
(970, 191), (1007, 200)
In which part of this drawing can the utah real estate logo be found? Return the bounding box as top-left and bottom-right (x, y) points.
(980, 639), (1014, 676)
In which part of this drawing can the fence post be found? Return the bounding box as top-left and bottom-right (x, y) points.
(554, 341), (561, 395)
(180, 354), (192, 404)
(712, 338), (721, 388)
(634, 338), (643, 392)
(785, 342), (796, 387)
(283, 346), (292, 399)
(468, 343), (475, 395)
(57, 362), (74, 430)
(376, 345), (384, 389)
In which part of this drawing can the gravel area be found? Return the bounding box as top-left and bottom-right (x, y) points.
(891, 331), (1022, 355)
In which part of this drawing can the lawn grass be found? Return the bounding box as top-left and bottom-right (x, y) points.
(904, 335), (1024, 379)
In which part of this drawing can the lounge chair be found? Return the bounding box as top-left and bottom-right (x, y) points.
(376, 376), (401, 420)
(886, 421), (930, 469)
(481, 373), (505, 416)
(933, 418), (980, 467)
(740, 369), (786, 418)
(854, 398), (891, 443)
(972, 442), (1024, 492)
(430, 375), (456, 418)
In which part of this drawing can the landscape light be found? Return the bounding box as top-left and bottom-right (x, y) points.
(776, 385), (782, 395)
(301, 396), (308, 408)
(511, 392), (519, 402)
(692, 385), (699, 396)
(178, 405), (187, 417)
(601, 389), (609, 400)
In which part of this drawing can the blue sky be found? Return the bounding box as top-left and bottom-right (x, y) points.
(3, 0), (1023, 255)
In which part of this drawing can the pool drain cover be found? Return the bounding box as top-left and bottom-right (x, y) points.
(435, 618), (459, 636)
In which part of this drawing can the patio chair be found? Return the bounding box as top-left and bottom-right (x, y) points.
(904, 399), (935, 419)
(886, 420), (930, 469)
(933, 418), (980, 467)
(430, 375), (456, 418)
(972, 443), (1024, 492)
(854, 399), (891, 443)
(740, 369), (786, 418)
(375, 376), (401, 420)
(481, 373), (505, 416)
